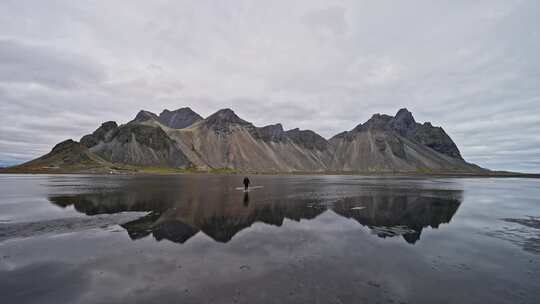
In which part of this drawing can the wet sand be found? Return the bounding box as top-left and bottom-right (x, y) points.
(1, 174), (539, 303)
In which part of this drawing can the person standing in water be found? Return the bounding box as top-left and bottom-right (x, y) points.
(243, 176), (250, 191)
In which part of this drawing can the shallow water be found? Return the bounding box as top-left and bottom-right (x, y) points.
(0, 174), (539, 304)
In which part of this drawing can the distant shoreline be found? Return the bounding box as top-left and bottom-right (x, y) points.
(1, 168), (539, 178)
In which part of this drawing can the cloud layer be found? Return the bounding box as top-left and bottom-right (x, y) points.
(1, 0), (539, 172)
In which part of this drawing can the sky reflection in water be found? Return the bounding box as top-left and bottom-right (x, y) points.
(0, 174), (539, 304)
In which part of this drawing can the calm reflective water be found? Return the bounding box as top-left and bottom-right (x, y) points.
(0, 174), (539, 304)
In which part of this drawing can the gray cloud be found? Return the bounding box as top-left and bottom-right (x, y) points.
(0, 0), (539, 172)
(0, 39), (105, 89)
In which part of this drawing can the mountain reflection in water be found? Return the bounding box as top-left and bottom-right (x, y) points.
(48, 176), (462, 245)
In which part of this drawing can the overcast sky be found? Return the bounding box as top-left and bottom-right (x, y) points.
(1, 0), (539, 172)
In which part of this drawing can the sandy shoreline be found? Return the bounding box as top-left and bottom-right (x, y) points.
(1, 168), (538, 178)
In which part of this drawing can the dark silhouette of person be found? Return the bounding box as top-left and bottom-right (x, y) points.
(243, 176), (250, 191)
(243, 192), (250, 206)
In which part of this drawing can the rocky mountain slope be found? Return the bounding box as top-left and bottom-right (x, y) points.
(9, 139), (114, 173)
(7, 107), (485, 173)
(327, 109), (475, 171)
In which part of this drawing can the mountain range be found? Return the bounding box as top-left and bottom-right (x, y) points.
(7, 107), (484, 173)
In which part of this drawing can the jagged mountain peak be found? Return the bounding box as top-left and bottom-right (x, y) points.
(80, 121), (119, 148)
(285, 128), (328, 150)
(395, 108), (413, 118)
(390, 108), (416, 135)
(199, 108), (254, 136)
(158, 107), (202, 129)
(160, 107), (199, 117)
(205, 108), (250, 125)
(257, 123), (286, 142)
(339, 108), (464, 160)
(394, 108), (416, 125)
(262, 123), (283, 130)
(134, 110), (159, 122)
(100, 121), (118, 129)
(353, 113), (393, 132)
(350, 109), (416, 134)
(208, 108), (239, 119)
(286, 127), (302, 133)
(367, 113), (393, 124)
(260, 123), (285, 134)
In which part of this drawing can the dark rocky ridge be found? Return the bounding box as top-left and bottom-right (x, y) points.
(51, 139), (80, 153)
(353, 114), (393, 132)
(80, 121), (118, 148)
(285, 128), (328, 151)
(412, 123), (462, 159)
(204, 108), (251, 127)
(257, 123), (286, 142)
(133, 110), (159, 122)
(201, 108), (258, 136)
(158, 107), (202, 129)
(340, 108), (462, 160)
(203, 109), (329, 151)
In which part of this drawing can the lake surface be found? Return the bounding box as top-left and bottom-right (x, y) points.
(0, 174), (539, 304)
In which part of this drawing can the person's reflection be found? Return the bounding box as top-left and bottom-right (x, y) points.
(243, 192), (250, 206)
